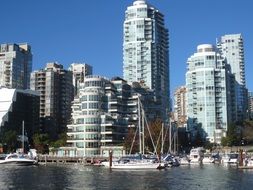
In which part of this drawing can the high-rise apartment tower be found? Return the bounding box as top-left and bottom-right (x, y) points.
(249, 92), (253, 120)
(123, 0), (170, 121)
(217, 34), (248, 121)
(0, 43), (32, 89)
(30, 63), (73, 139)
(186, 44), (234, 143)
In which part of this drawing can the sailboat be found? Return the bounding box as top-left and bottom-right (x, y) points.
(102, 96), (164, 169)
(0, 121), (38, 165)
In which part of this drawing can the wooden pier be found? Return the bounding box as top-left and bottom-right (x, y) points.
(37, 155), (108, 165)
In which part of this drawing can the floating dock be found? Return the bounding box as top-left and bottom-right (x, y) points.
(37, 155), (108, 165)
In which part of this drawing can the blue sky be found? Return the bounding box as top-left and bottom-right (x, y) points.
(1, 0), (253, 94)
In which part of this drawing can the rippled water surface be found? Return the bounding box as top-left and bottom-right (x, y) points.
(0, 164), (253, 190)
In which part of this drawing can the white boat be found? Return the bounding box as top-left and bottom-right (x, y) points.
(189, 147), (204, 164)
(202, 153), (215, 164)
(179, 156), (191, 165)
(102, 158), (163, 169)
(239, 156), (253, 169)
(211, 153), (222, 163)
(221, 153), (239, 165)
(0, 153), (37, 165)
(162, 154), (180, 167)
(0, 121), (38, 166)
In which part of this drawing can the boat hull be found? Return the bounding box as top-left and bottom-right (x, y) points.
(102, 161), (163, 169)
(0, 159), (37, 166)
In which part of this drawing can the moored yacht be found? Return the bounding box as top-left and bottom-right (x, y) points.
(221, 153), (239, 165)
(0, 153), (37, 166)
(0, 121), (38, 166)
(202, 153), (215, 164)
(162, 154), (180, 167)
(238, 156), (253, 169)
(189, 147), (204, 164)
(101, 157), (163, 169)
(179, 155), (191, 165)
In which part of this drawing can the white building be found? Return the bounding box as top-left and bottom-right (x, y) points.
(186, 44), (232, 144)
(65, 75), (161, 157)
(217, 34), (247, 121)
(123, 0), (170, 121)
(69, 63), (92, 96)
(66, 76), (128, 156)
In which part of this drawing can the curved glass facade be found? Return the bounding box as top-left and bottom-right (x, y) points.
(186, 44), (229, 143)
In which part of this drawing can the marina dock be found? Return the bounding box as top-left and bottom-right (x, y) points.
(37, 155), (108, 165)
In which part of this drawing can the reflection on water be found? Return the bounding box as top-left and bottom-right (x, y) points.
(0, 164), (253, 190)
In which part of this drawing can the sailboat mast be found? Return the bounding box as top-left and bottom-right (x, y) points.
(22, 121), (24, 154)
(169, 118), (172, 153)
(161, 123), (164, 154)
(142, 105), (145, 154)
(138, 96), (142, 154)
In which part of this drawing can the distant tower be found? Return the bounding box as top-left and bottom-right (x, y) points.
(30, 63), (73, 139)
(186, 44), (233, 144)
(123, 0), (170, 121)
(217, 34), (247, 121)
(174, 86), (187, 128)
(0, 43), (32, 89)
(69, 63), (92, 96)
(249, 92), (253, 120)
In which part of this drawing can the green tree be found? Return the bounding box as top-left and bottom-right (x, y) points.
(144, 119), (166, 154)
(221, 123), (240, 146)
(33, 133), (50, 154)
(242, 120), (253, 144)
(193, 129), (205, 147)
(124, 127), (139, 154)
(2, 130), (17, 152)
(50, 133), (67, 148)
(221, 137), (228, 147)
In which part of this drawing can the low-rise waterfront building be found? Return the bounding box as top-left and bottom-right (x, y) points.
(65, 75), (161, 157)
(0, 87), (40, 146)
(66, 76), (127, 156)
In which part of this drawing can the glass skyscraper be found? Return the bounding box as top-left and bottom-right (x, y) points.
(186, 44), (231, 143)
(249, 92), (253, 120)
(217, 34), (247, 121)
(123, 0), (170, 120)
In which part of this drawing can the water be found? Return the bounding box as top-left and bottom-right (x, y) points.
(0, 164), (253, 190)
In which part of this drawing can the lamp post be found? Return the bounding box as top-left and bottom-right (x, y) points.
(241, 138), (244, 151)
